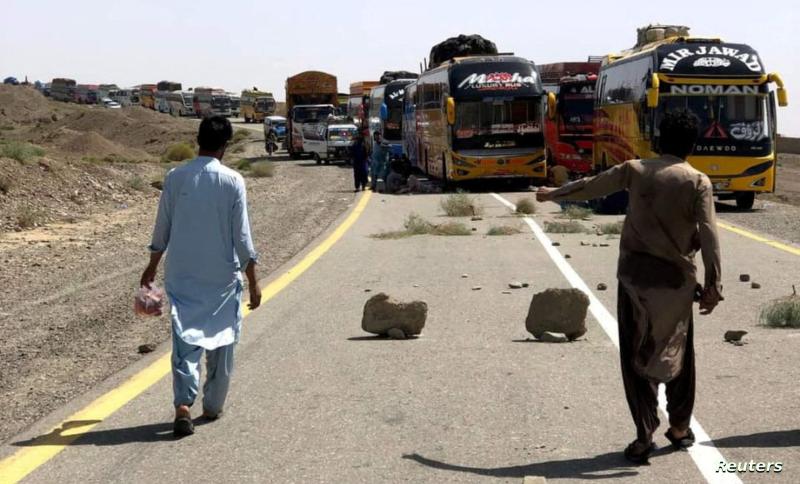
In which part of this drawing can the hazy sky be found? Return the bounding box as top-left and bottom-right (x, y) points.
(2, 0), (798, 135)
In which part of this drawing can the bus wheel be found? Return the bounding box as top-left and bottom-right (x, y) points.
(735, 192), (755, 210)
(313, 153), (321, 164)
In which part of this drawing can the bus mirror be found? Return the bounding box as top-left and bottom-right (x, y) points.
(647, 73), (660, 108)
(380, 103), (388, 121)
(547, 92), (556, 120)
(446, 97), (456, 125)
(768, 73), (788, 107)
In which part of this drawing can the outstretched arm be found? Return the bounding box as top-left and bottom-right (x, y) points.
(538, 162), (632, 202)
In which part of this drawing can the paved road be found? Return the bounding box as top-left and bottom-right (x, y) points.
(2, 191), (798, 483)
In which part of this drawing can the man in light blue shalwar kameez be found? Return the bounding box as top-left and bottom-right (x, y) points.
(141, 116), (262, 437)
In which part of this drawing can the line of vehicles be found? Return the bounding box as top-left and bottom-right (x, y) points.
(280, 25), (787, 208)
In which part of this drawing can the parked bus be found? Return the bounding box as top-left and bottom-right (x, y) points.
(74, 84), (99, 104)
(402, 81), (419, 167)
(349, 81), (379, 128)
(193, 87), (232, 117)
(229, 94), (241, 117)
(411, 55), (547, 183)
(50, 78), (76, 102)
(139, 84), (157, 110)
(166, 91), (194, 116)
(594, 25), (788, 209)
(109, 89), (135, 107)
(97, 84), (120, 101)
(540, 60), (601, 175)
(241, 89), (276, 123)
(285, 71), (338, 157)
(155, 91), (170, 113)
(370, 79), (416, 158)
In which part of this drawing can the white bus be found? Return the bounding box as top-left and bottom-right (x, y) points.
(166, 91), (195, 116)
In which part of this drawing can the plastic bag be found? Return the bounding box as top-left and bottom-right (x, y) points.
(134, 285), (166, 317)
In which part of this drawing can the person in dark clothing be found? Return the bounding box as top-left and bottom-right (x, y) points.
(537, 110), (722, 464)
(350, 133), (369, 192)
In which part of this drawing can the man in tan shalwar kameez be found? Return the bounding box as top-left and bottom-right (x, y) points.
(538, 111), (723, 464)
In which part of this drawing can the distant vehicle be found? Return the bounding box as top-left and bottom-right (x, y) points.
(139, 84), (157, 109)
(3, 77), (19, 85)
(370, 79), (415, 159)
(285, 71), (338, 158)
(97, 84), (120, 101)
(101, 98), (121, 109)
(50, 78), (77, 102)
(155, 91), (170, 113)
(539, 60), (601, 175)
(229, 94), (241, 117)
(193, 87), (232, 117)
(348, 81), (379, 129)
(166, 91), (195, 116)
(75, 84), (99, 104)
(241, 89), (276, 123)
(304, 121), (358, 164)
(289, 104), (336, 159)
(109, 89), (135, 107)
(130, 88), (141, 105)
(157, 80), (182, 92)
(594, 25), (789, 210)
(263, 115), (287, 153)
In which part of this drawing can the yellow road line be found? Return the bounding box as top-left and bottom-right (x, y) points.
(717, 221), (800, 256)
(0, 191), (372, 484)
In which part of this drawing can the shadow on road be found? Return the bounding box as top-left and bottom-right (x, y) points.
(701, 429), (800, 448)
(347, 335), (420, 341)
(402, 451), (639, 480)
(12, 419), (176, 447)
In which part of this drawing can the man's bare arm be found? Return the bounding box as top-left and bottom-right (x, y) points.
(244, 260), (261, 310)
(695, 177), (723, 314)
(140, 251), (164, 288)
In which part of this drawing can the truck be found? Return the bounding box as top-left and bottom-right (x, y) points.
(139, 84), (157, 110)
(539, 59), (601, 175)
(50, 78), (76, 102)
(192, 87), (232, 117)
(285, 71), (338, 158)
(74, 84), (99, 104)
(241, 89), (277, 123)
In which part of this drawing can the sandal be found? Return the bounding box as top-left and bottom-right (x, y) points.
(173, 415), (195, 437)
(665, 428), (695, 450)
(624, 440), (655, 465)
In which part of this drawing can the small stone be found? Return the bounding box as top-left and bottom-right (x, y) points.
(461, 274), (469, 278)
(472, 286), (482, 291)
(413, 284), (420, 288)
(471, 216), (483, 221)
(387, 328), (407, 340)
(538, 331), (569, 343)
(597, 283), (608, 291)
(364, 289), (372, 293)
(137, 343), (156, 354)
(592, 243), (598, 247)
(522, 283), (529, 288)
(565, 254), (571, 259)
(599, 243), (609, 247)
(502, 291), (512, 295)
(724, 330), (748, 342)
(552, 242), (561, 246)
(751, 282), (761, 289)
(509, 282), (524, 289)
(471, 227), (477, 231)
(739, 274), (751, 282)
(580, 241), (589, 246)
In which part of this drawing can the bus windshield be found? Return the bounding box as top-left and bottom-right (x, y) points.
(560, 98), (593, 129)
(384, 107), (403, 141)
(256, 98), (274, 111)
(659, 94), (771, 156)
(454, 97), (543, 151)
(212, 96), (230, 108)
(293, 106), (335, 123)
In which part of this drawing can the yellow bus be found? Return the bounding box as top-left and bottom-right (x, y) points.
(594, 26), (788, 209)
(412, 55), (547, 184)
(240, 89), (276, 123)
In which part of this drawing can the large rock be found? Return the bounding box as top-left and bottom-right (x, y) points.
(526, 288), (590, 340)
(362, 293), (427, 336)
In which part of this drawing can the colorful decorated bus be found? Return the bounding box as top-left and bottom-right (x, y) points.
(410, 55), (547, 183)
(594, 25), (788, 209)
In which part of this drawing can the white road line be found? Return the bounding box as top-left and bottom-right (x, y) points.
(491, 193), (741, 484)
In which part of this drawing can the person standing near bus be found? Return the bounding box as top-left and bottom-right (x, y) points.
(370, 131), (386, 191)
(351, 132), (369, 191)
(536, 110), (722, 464)
(140, 116), (262, 437)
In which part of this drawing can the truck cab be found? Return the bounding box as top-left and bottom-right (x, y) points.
(304, 121), (358, 164)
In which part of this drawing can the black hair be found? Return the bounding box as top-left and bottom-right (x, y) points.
(197, 116), (233, 152)
(658, 110), (699, 159)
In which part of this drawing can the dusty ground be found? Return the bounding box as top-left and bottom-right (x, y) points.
(0, 90), (354, 443)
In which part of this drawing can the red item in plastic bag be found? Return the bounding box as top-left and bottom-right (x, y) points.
(134, 286), (166, 317)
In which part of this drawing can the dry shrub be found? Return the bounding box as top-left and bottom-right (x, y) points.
(163, 142), (195, 162)
(597, 221), (624, 235)
(432, 221), (472, 236)
(544, 220), (587, 234)
(0, 174), (12, 194)
(760, 288), (800, 328)
(236, 159), (252, 171)
(17, 206), (41, 229)
(249, 161), (275, 178)
(127, 174), (147, 191)
(404, 213), (435, 235)
(515, 198), (536, 214)
(560, 205), (593, 220)
(441, 192), (481, 217)
(487, 225), (522, 236)
(1, 141), (45, 163)
(372, 213), (471, 239)
(231, 129), (251, 144)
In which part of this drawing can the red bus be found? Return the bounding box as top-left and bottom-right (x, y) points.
(540, 61), (600, 174)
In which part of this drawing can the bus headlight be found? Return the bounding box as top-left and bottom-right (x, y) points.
(751, 177), (767, 187)
(453, 157), (475, 168)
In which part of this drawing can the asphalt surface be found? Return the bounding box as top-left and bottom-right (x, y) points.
(2, 191), (799, 483)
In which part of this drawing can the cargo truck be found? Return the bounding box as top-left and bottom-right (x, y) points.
(285, 71), (338, 158)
